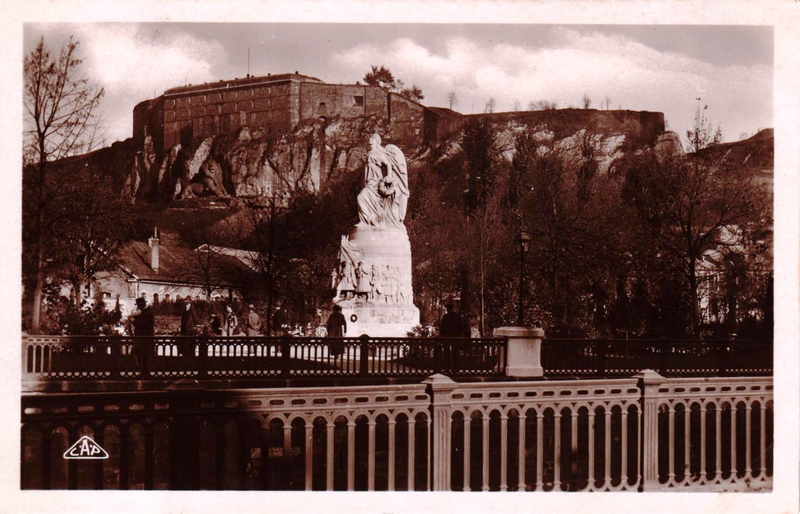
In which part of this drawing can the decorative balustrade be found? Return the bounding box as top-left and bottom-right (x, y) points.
(426, 374), (643, 491)
(22, 384), (432, 491)
(542, 339), (772, 378)
(21, 372), (772, 491)
(22, 335), (507, 388)
(644, 375), (773, 491)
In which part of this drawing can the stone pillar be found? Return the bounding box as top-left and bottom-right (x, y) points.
(635, 369), (666, 491)
(423, 373), (458, 491)
(497, 327), (544, 378)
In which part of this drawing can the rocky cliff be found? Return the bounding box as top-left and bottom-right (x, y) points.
(118, 115), (393, 205)
(61, 108), (761, 209)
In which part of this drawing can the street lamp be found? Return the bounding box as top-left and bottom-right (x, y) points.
(514, 231), (531, 326)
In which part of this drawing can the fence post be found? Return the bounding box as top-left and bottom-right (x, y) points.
(423, 373), (458, 491)
(167, 382), (204, 489)
(496, 327), (544, 377)
(281, 337), (291, 378)
(110, 337), (121, 379)
(635, 369), (666, 491)
(138, 339), (150, 379)
(359, 335), (370, 377)
(433, 339), (442, 374)
(597, 341), (607, 377)
(197, 336), (208, 379)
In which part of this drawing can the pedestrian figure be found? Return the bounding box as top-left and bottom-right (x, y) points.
(180, 301), (201, 335)
(133, 297), (155, 336)
(246, 304), (261, 336)
(223, 304), (238, 336)
(440, 303), (466, 369)
(272, 304), (286, 336)
(439, 303), (465, 338)
(209, 314), (222, 336)
(325, 305), (347, 362)
(179, 301), (201, 356)
(132, 297), (155, 362)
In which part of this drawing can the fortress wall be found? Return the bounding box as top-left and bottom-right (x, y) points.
(435, 109), (666, 144)
(132, 98), (164, 151)
(133, 75), (665, 160)
(299, 83), (388, 120)
(387, 93), (426, 147)
(145, 78), (304, 153)
(365, 87), (389, 118)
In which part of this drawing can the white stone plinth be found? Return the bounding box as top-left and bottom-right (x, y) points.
(334, 301), (420, 337)
(328, 224), (420, 337)
(496, 326), (544, 377)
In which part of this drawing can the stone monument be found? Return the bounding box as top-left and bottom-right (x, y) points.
(325, 134), (420, 336)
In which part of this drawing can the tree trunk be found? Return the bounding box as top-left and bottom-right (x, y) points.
(30, 243), (45, 335)
(689, 258), (700, 338)
(30, 207), (46, 334)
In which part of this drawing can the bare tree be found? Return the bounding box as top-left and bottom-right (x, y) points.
(513, 99), (522, 112)
(685, 104), (723, 152)
(530, 99), (556, 111)
(484, 97), (496, 113)
(447, 91), (458, 110)
(582, 93), (592, 109)
(621, 114), (763, 336)
(602, 95), (612, 110)
(24, 36), (105, 333)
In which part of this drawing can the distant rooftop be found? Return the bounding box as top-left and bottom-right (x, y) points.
(164, 72), (324, 97)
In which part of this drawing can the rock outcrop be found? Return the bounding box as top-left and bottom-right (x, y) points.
(52, 108), (715, 208)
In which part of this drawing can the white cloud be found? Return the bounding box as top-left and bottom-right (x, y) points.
(332, 28), (771, 142)
(74, 25), (227, 143)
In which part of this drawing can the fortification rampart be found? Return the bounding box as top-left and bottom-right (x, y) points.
(436, 109), (665, 144)
(134, 72), (666, 158)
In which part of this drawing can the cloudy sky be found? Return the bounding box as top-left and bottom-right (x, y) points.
(23, 23), (773, 147)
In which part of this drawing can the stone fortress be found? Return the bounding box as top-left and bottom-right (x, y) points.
(133, 71), (667, 160)
(133, 72), (433, 157)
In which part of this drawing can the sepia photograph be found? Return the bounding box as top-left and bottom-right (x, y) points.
(2, 1), (798, 513)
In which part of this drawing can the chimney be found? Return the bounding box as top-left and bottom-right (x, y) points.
(148, 227), (160, 273)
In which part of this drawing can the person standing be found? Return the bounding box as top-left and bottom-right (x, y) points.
(271, 304), (286, 336)
(246, 304), (261, 336)
(180, 301), (200, 336)
(223, 304), (238, 336)
(132, 297), (155, 362)
(325, 305), (347, 361)
(439, 304), (465, 338)
(179, 301), (200, 356)
(209, 314), (222, 336)
(440, 303), (466, 368)
(133, 297), (155, 336)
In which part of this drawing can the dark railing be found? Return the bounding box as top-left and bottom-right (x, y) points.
(542, 339), (773, 378)
(22, 335), (508, 386)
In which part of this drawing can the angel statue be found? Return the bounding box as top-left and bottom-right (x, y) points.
(356, 134), (409, 229)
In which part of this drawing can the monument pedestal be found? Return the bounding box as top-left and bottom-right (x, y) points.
(327, 224), (420, 337)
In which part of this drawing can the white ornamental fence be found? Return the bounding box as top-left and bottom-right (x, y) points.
(21, 371), (772, 491)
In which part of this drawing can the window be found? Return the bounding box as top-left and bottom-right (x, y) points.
(354, 95), (364, 106)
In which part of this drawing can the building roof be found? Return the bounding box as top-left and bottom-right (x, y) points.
(117, 240), (253, 287)
(164, 72), (324, 97)
(425, 106), (464, 118)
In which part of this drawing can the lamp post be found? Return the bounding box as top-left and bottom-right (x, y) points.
(514, 232), (531, 326)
